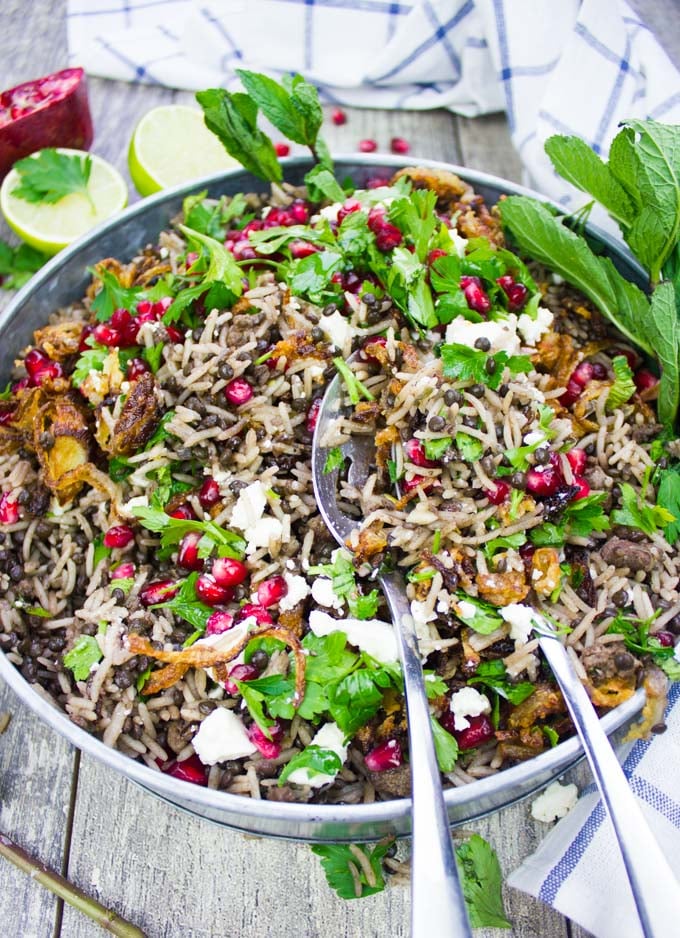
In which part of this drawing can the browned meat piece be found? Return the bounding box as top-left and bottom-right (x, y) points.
(581, 640), (639, 707)
(108, 372), (162, 456)
(476, 569), (529, 606)
(599, 537), (655, 573)
(352, 525), (388, 566)
(565, 546), (596, 607)
(368, 763), (411, 797)
(507, 684), (563, 730)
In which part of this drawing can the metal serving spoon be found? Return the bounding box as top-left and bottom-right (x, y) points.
(311, 371), (473, 938)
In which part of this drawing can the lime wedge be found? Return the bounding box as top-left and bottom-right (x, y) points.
(128, 105), (238, 196)
(0, 149), (127, 255)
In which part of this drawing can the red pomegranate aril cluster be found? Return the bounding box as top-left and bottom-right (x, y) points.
(103, 525), (135, 549)
(257, 575), (288, 607)
(111, 562), (135, 580)
(634, 369), (659, 393)
(169, 503), (196, 521)
(460, 275), (491, 315)
(205, 610), (235, 635)
(140, 579), (180, 606)
(177, 532), (204, 572)
(195, 574), (234, 606)
(289, 240), (319, 259)
(364, 738), (403, 772)
(234, 603), (274, 626)
(24, 347), (63, 386)
(198, 477), (221, 509)
(525, 453), (563, 497)
(565, 448), (587, 475)
(453, 713), (495, 750)
(159, 754), (207, 786)
(560, 360), (608, 407)
(367, 206), (403, 253)
(404, 437), (437, 469)
(211, 556), (249, 588)
(496, 274), (529, 311)
(224, 663), (259, 695)
(126, 358), (149, 381)
(306, 397), (321, 433)
(486, 480), (510, 505)
(0, 492), (19, 525)
(247, 721), (283, 760)
(655, 631), (675, 648)
(337, 197), (361, 225)
(224, 377), (254, 406)
(402, 475), (436, 493)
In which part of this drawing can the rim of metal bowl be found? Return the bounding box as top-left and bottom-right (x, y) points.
(0, 154), (647, 838)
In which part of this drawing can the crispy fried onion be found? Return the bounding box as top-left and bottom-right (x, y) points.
(390, 167), (472, 205)
(624, 666), (668, 742)
(106, 372), (163, 456)
(127, 624), (306, 703)
(531, 548), (561, 598)
(32, 322), (83, 361)
(270, 331), (333, 364)
(34, 396), (91, 501)
(476, 569), (529, 606)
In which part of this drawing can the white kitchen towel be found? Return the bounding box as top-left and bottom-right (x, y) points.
(508, 679), (680, 938)
(66, 0), (680, 211)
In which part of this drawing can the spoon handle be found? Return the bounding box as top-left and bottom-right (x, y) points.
(539, 634), (680, 938)
(380, 570), (473, 938)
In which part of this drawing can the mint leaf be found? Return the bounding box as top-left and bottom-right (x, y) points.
(646, 281), (679, 426)
(196, 87), (282, 183)
(656, 468), (680, 545)
(237, 70), (323, 150)
(456, 834), (511, 929)
(611, 482), (675, 536)
(279, 744), (342, 786)
(63, 635), (103, 681)
(304, 165), (345, 203)
(431, 717), (459, 772)
(13, 149), (94, 209)
(311, 842), (390, 900)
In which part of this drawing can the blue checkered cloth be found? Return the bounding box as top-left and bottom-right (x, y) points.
(67, 0), (680, 213)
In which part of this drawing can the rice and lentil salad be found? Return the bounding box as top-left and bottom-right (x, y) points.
(0, 165), (678, 802)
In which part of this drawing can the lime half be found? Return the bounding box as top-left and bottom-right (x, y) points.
(0, 149), (128, 255)
(128, 105), (239, 196)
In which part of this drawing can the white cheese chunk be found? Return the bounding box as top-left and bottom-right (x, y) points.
(230, 481), (268, 531)
(456, 599), (478, 620)
(449, 687), (491, 730)
(517, 306), (554, 346)
(243, 517), (284, 556)
(500, 603), (547, 644)
(311, 577), (344, 611)
(308, 609), (398, 664)
(192, 707), (257, 765)
(279, 573), (311, 611)
(523, 430), (545, 446)
(410, 599), (438, 645)
(531, 781), (578, 822)
(444, 227), (468, 258)
(444, 316), (521, 355)
(321, 310), (353, 352)
(119, 495), (149, 519)
(286, 722), (348, 788)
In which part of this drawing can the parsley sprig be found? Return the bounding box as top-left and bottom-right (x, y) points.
(13, 149), (95, 211)
(131, 504), (246, 560)
(440, 344), (532, 391)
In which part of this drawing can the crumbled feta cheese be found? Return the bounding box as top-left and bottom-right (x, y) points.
(500, 603), (547, 644)
(286, 722), (348, 787)
(119, 495), (149, 519)
(523, 430), (546, 446)
(308, 609), (398, 664)
(444, 316), (521, 355)
(531, 781), (578, 822)
(517, 306), (554, 347)
(445, 227), (468, 258)
(456, 599), (478, 620)
(230, 481), (268, 531)
(192, 708), (257, 765)
(318, 201), (342, 223)
(279, 573), (311, 611)
(243, 517), (284, 556)
(410, 599), (438, 645)
(311, 577), (344, 611)
(320, 310), (353, 352)
(449, 687), (491, 730)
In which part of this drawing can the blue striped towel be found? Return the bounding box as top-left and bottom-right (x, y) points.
(508, 682), (680, 938)
(67, 0), (680, 214)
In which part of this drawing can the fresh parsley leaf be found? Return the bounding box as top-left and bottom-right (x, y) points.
(606, 612), (676, 674)
(440, 343), (532, 391)
(289, 250), (344, 301)
(143, 409), (177, 450)
(611, 482), (675, 536)
(142, 343), (165, 373)
(454, 593), (504, 635)
(63, 635), (103, 681)
(302, 631), (359, 685)
(424, 672), (448, 699)
(606, 356), (636, 412)
(311, 842), (390, 900)
(327, 669), (388, 737)
(279, 744), (342, 786)
(333, 357), (374, 404)
(431, 717), (459, 772)
(90, 267), (143, 322)
(13, 149), (94, 209)
(182, 191), (248, 240)
(468, 660), (535, 706)
(92, 534), (111, 569)
(151, 572), (215, 632)
(563, 493), (611, 538)
(108, 456), (133, 482)
(423, 436), (452, 461)
(179, 225), (243, 295)
(71, 348), (109, 389)
(656, 468), (680, 545)
(0, 240), (46, 290)
(456, 834), (511, 929)
(429, 253), (462, 294)
(149, 465), (192, 509)
(455, 431), (483, 462)
(388, 189), (439, 262)
(131, 504), (246, 558)
(483, 532), (527, 559)
(347, 589), (380, 620)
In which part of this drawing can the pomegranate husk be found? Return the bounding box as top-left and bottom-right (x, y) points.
(0, 68), (93, 178)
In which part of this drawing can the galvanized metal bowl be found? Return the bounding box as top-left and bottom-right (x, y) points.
(0, 156), (645, 842)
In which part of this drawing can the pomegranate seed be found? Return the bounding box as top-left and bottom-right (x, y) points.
(78, 325), (94, 351)
(11, 378), (29, 393)
(505, 282), (528, 311)
(140, 579), (180, 606)
(169, 503), (196, 520)
(199, 478), (221, 509)
(224, 663), (259, 695)
(572, 361), (594, 387)
(496, 274), (514, 291)
(24, 348), (49, 377)
(519, 543), (536, 562)
(177, 532), (204, 572)
(453, 713), (494, 750)
(306, 398), (321, 433)
(591, 362), (608, 380)
(275, 142), (290, 157)
(526, 457), (563, 497)
(111, 562), (135, 580)
(342, 270), (363, 293)
(195, 574), (234, 606)
(234, 603), (274, 626)
(126, 358), (150, 381)
(571, 476), (590, 500)
(103, 524), (135, 549)
(160, 754), (207, 786)
(331, 108), (347, 125)
(560, 378), (584, 408)
(206, 610), (235, 635)
(390, 136), (410, 155)
(375, 223), (403, 252)
(404, 438), (437, 468)
(359, 335), (387, 366)
(263, 207), (291, 228)
(402, 475), (436, 493)
(364, 738), (403, 772)
(257, 575), (288, 607)
(289, 200), (310, 224)
(359, 138), (378, 152)
(247, 721), (283, 760)
(165, 325), (184, 344)
(136, 300), (152, 317)
(120, 319), (141, 347)
(92, 324), (121, 348)
(289, 240), (319, 259)
(656, 631), (675, 647)
(212, 556), (249, 588)
(224, 377), (254, 406)
(337, 198), (361, 225)
(0, 493), (19, 524)
(486, 480), (510, 505)
(634, 369), (659, 393)
(31, 360), (63, 386)
(367, 207), (386, 232)
(110, 308), (132, 330)
(462, 280), (491, 314)
(566, 449), (587, 475)
(427, 248), (448, 266)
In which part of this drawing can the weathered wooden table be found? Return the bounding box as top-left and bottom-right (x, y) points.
(1, 2), (678, 937)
